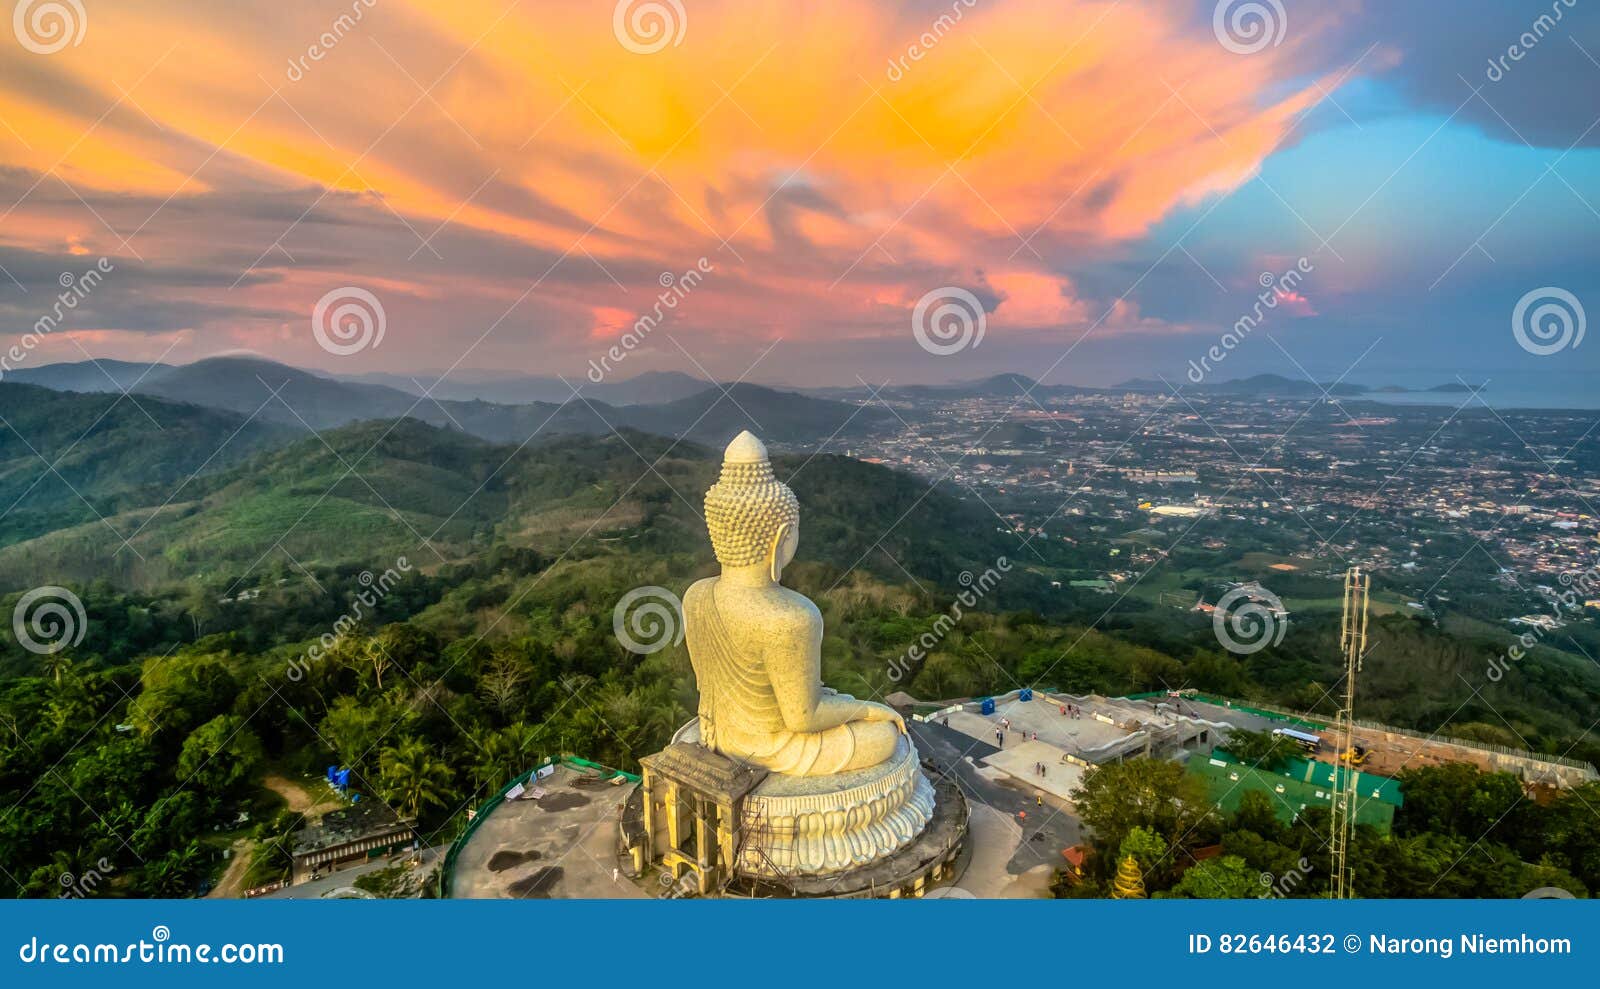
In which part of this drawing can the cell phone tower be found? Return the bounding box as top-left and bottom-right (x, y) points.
(1330, 566), (1370, 899)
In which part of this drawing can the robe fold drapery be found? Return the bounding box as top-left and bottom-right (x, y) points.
(688, 582), (869, 776)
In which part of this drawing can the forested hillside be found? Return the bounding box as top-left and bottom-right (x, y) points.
(3, 410), (1598, 898)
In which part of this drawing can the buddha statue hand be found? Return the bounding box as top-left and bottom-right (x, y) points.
(839, 695), (907, 736)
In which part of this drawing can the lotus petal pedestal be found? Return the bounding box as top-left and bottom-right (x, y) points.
(671, 719), (935, 878)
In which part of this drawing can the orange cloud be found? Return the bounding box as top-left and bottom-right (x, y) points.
(0, 0), (1366, 370)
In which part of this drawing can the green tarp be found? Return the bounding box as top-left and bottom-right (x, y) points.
(1188, 755), (1398, 833)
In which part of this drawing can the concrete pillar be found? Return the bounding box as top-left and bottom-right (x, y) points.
(641, 768), (657, 859)
(695, 796), (711, 893)
(665, 780), (682, 858)
(718, 800), (737, 877)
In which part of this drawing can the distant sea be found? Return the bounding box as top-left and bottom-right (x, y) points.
(1351, 369), (1598, 411)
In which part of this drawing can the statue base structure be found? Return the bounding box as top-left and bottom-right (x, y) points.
(624, 721), (967, 898)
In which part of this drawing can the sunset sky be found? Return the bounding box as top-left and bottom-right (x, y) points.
(1, 0), (1597, 387)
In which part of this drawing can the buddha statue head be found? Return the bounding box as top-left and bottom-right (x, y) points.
(704, 431), (799, 582)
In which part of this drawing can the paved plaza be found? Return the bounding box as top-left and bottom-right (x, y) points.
(450, 764), (645, 899)
(980, 739), (1086, 801)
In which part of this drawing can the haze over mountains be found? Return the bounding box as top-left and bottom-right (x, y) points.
(3, 356), (1502, 552)
(3, 357), (891, 446)
(2, 357), (1491, 560)
(338, 369), (713, 406)
(0, 394), (1017, 594)
(9, 358), (1480, 413)
(7, 355), (1507, 568)
(803, 371), (1472, 403)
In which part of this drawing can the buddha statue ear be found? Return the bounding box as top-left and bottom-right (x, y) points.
(768, 522), (793, 582)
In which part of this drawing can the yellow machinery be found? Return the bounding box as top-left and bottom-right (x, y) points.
(1340, 743), (1370, 767)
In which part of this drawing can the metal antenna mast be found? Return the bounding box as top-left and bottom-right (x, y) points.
(1330, 565), (1369, 899)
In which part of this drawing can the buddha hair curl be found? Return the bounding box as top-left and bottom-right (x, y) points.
(704, 458), (799, 567)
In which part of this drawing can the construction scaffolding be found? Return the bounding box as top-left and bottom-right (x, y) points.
(726, 802), (800, 897)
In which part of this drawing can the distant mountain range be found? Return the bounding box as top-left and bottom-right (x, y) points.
(4, 359), (173, 394)
(4, 358), (1485, 477)
(1111, 373), (1367, 396)
(0, 405), (1015, 592)
(5, 360), (713, 407)
(806, 371), (1485, 402)
(5, 357), (892, 446)
(802, 372), (1098, 402)
(337, 368), (712, 405)
(1110, 373), (1485, 397)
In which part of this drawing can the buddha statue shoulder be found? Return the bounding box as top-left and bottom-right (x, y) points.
(682, 431), (904, 777)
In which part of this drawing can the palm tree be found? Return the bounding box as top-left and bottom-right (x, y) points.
(89, 799), (141, 856)
(148, 841), (203, 897)
(468, 731), (513, 793)
(378, 738), (454, 821)
(469, 723), (540, 793)
(42, 653), (74, 687)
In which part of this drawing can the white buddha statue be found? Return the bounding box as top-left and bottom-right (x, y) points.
(683, 431), (905, 777)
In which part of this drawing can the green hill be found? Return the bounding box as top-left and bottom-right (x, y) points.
(0, 415), (1031, 598)
(0, 382), (293, 548)
(25, 356), (888, 448)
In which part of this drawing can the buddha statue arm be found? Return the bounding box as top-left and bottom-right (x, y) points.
(768, 606), (905, 735)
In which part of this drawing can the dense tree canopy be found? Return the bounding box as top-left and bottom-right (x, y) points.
(1, 432), (1595, 898)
